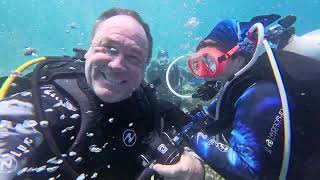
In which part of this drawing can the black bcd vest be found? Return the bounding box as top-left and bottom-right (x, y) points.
(7, 56), (179, 179)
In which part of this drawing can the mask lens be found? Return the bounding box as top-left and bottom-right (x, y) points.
(201, 55), (216, 73)
(190, 59), (201, 76)
(188, 53), (217, 77)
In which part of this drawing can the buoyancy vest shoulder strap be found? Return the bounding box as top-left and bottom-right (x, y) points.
(32, 58), (81, 178)
(53, 78), (95, 151)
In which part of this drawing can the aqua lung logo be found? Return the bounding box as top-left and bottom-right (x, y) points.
(157, 144), (168, 154)
(265, 109), (283, 151)
(123, 129), (136, 147)
(0, 154), (18, 173)
(216, 143), (229, 152)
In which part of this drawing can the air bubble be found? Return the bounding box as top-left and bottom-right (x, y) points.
(40, 121), (49, 127)
(70, 114), (80, 119)
(46, 166), (59, 173)
(108, 118), (114, 123)
(76, 173), (86, 180)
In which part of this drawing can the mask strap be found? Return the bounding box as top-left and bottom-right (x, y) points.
(217, 44), (240, 63)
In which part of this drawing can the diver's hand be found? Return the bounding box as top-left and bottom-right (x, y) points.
(152, 148), (204, 180)
(192, 80), (221, 101)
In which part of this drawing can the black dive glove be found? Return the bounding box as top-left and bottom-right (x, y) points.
(192, 80), (222, 101)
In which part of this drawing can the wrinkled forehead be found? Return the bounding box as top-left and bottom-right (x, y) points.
(93, 15), (148, 49)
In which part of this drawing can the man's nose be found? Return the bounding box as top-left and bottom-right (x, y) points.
(108, 55), (127, 72)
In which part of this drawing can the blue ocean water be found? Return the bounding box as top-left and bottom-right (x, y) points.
(0, 0), (319, 76)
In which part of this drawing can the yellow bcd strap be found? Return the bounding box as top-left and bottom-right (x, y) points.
(0, 57), (47, 100)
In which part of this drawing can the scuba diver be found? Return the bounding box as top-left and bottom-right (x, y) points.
(152, 14), (320, 179)
(0, 8), (203, 180)
(146, 49), (184, 106)
(146, 50), (194, 106)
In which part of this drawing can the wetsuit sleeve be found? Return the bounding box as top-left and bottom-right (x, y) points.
(0, 85), (79, 179)
(189, 81), (284, 180)
(0, 91), (43, 179)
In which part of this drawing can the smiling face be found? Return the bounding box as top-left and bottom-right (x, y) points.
(85, 15), (149, 103)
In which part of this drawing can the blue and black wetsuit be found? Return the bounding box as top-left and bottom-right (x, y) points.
(188, 50), (320, 180)
(190, 81), (286, 179)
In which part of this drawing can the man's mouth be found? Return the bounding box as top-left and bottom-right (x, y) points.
(100, 71), (127, 85)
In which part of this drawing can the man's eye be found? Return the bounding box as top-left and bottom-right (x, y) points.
(107, 47), (119, 55)
(128, 55), (141, 64)
(94, 44), (119, 55)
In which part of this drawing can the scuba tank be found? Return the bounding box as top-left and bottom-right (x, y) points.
(283, 29), (320, 61)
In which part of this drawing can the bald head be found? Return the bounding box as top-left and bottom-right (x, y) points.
(91, 8), (153, 63)
(93, 15), (149, 54)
